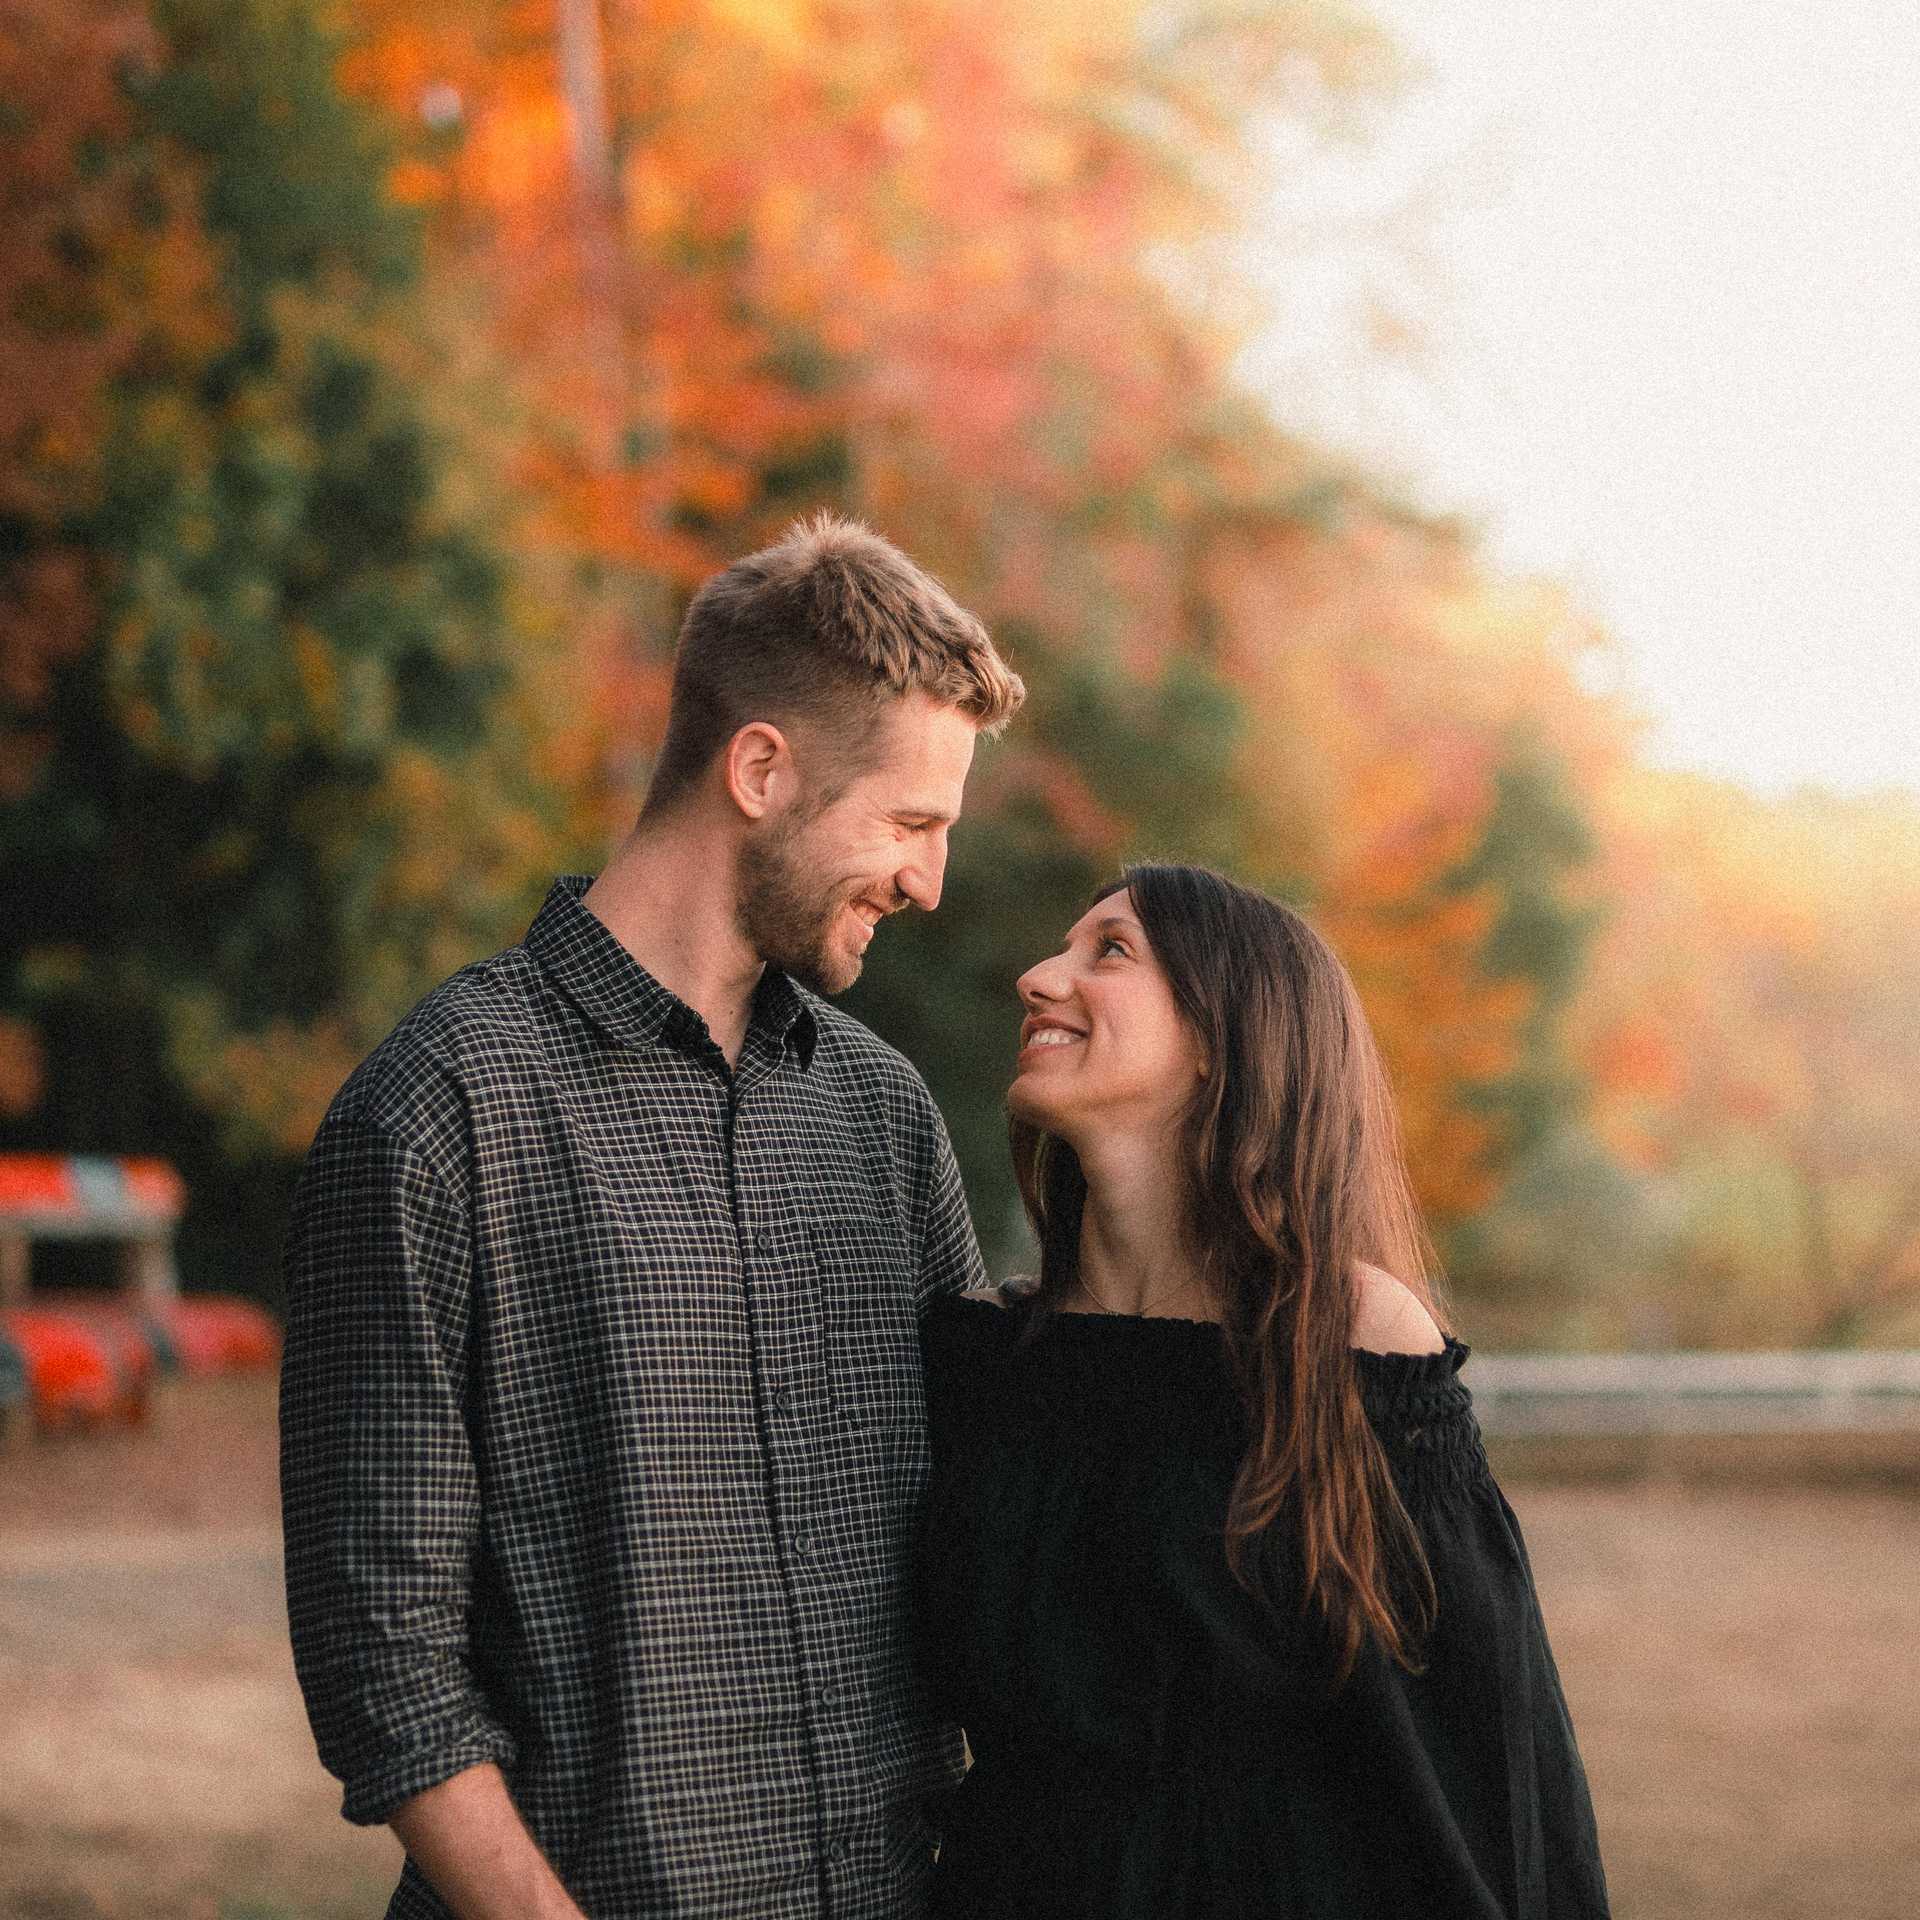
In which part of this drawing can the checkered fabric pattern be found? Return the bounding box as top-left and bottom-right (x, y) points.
(280, 875), (983, 1919)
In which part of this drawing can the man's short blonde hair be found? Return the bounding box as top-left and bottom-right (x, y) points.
(643, 513), (1024, 814)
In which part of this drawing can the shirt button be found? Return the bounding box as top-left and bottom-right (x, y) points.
(792, 1532), (817, 1559)
(768, 1383), (793, 1414)
(817, 1681), (839, 1707)
(822, 1837), (847, 1864)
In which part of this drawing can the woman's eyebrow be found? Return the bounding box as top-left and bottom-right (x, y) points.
(1054, 916), (1142, 954)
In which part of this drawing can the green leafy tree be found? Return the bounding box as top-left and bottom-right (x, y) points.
(1441, 738), (1648, 1340)
(1450, 740), (1602, 1158)
(0, 0), (588, 1304)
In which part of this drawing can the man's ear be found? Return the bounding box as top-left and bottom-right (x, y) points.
(723, 722), (793, 821)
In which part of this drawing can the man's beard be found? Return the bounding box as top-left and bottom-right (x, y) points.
(737, 809), (864, 995)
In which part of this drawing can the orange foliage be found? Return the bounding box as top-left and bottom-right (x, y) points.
(330, 1), (1638, 1240)
(1579, 771), (1920, 1337)
(337, 0), (1391, 600)
(1201, 512), (1632, 1227)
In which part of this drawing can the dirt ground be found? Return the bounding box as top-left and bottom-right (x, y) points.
(1, 1378), (1915, 1919)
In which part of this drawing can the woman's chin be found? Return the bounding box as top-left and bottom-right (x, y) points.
(1006, 1071), (1068, 1129)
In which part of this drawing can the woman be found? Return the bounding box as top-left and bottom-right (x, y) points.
(915, 864), (1609, 1919)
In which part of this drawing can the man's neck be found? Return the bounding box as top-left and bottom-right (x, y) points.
(581, 818), (764, 1066)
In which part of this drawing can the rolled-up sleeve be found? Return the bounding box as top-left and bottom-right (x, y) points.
(279, 1101), (517, 1826)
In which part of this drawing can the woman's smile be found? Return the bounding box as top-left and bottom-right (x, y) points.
(1018, 1016), (1087, 1060)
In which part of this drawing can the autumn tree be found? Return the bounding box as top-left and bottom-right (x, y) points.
(338, 0), (1503, 1269)
(1579, 776), (1920, 1347)
(116, 0), (1902, 1344)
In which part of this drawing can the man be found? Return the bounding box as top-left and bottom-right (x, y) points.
(280, 513), (1024, 1920)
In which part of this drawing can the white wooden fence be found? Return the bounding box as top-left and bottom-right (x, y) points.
(1466, 1351), (1920, 1435)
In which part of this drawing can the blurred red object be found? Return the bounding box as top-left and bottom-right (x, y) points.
(116, 1159), (188, 1216)
(49, 1299), (160, 1422)
(0, 1156), (73, 1214)
(0, 1152), (186, 1229)
(0, 1307), (119, 1428)
(152, 1294), (281, 1374)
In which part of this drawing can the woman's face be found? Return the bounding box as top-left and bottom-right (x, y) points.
(1009, 888), (1207, 1144)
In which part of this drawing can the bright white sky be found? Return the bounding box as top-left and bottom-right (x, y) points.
(1244, 0), (1920, 797)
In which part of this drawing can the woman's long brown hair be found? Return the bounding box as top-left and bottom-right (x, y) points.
(1008, 863), (1448, 1677)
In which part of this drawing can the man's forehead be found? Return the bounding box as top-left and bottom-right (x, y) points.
(860, 744), (969, 819)
(860, 696), (976, 810)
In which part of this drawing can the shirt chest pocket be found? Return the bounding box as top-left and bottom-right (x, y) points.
(807, 1200), (925, 1431)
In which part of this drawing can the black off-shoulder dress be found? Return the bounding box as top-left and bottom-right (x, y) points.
(914, 1294), (1609, 1920)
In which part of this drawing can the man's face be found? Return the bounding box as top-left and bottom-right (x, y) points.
(738, 690), (978, 993)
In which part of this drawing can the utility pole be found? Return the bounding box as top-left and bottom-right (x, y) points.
(552, 0), (672, 818)
(554, 0), (626, 470)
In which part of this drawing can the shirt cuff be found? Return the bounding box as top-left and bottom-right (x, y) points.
(339, 1723), (522, 1828)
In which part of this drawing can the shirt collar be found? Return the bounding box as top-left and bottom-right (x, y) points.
(524, 875), (818, 1071)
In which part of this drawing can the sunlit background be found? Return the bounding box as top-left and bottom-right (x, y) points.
(1255, 0), (1920, 799)
(2, 2), (1915, 1916)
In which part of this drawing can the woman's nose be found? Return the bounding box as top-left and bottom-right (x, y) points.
(1016, 957), (1068, 1007)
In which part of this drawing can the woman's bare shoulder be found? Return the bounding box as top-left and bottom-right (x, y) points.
(1350, 1261), (1447, 1356)
(960, 1274), (1040, 1311)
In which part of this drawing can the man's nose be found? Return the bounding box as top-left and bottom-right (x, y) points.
(896, 832), (948, 913)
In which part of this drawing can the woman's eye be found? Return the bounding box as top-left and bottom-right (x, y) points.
(1097, 937), (1128, 959)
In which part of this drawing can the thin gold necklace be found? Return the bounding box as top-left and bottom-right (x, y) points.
(1075, 1268), (1202, 1319)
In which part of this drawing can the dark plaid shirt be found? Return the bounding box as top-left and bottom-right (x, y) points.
(281, 875), (982, 1920)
